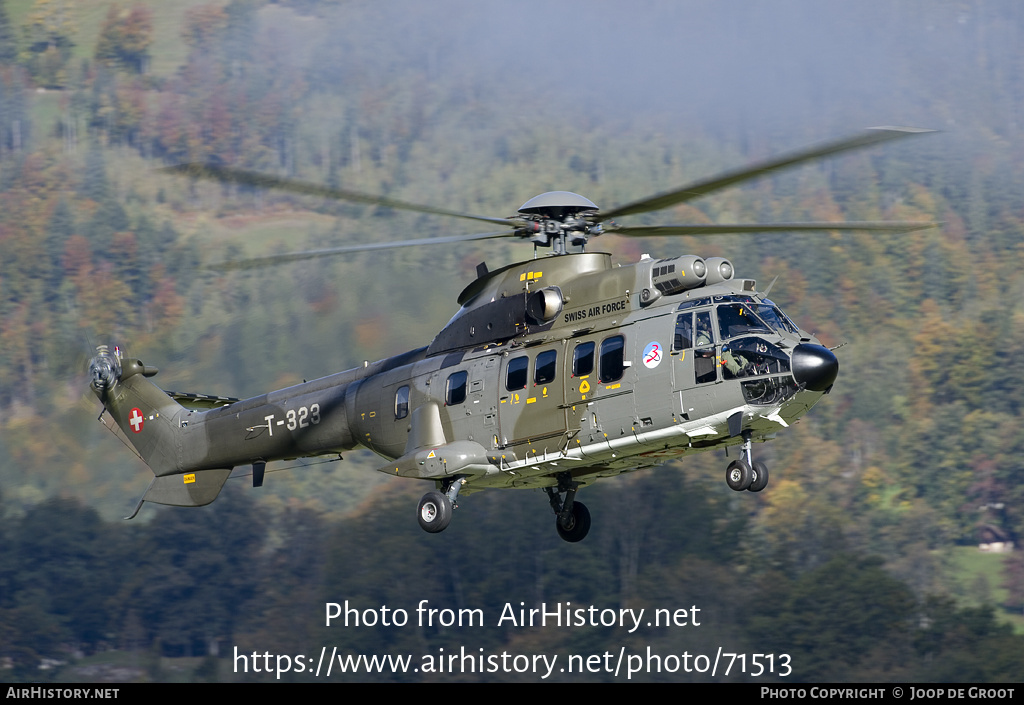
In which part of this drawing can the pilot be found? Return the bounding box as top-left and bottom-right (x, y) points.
(720, 344), (745, 377)
(695, 317), (713, 348)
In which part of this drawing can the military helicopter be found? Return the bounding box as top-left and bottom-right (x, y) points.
(90, 126), (936, 541)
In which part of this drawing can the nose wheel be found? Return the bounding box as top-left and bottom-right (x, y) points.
(726, 431), (770, 493)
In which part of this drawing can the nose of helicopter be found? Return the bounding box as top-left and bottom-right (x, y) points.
(791, 344), (839, 392)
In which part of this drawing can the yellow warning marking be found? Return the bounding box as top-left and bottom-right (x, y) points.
(184, 474), (196, 484)
(527, 397), (536, 404)
(427, 449), (436, 458)
(520, 273), (526, 281)
(542, 387), (548, 397)
(579, 380), (591, 393)
(606, 383), (621, 390)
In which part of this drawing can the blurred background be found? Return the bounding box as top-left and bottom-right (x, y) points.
(0, 0), (1022, 682)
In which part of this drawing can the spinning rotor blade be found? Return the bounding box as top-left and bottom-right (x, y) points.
(603, 220), (941, 237)
(598, 126), (935, 221)
(206, 230), (517, 270)
(161, 163), (520, 228)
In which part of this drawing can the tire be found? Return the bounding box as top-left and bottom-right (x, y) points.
(556, 501), (591, 543)
(417, 491), (452, 533)
(726, 459), (753, 491)
(748, 461), (769, 493)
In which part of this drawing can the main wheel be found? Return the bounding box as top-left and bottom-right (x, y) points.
(556, 501), (591, 543)
(726, 459), (753, 491)
(417, 491), (452, 533)
(748, 461), (769, 492)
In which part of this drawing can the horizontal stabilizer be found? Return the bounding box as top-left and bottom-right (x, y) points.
(164, 390), (240, 410)
(125, 469), (232, 518)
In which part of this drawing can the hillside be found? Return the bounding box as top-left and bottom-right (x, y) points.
(0, 0), (1022, 682)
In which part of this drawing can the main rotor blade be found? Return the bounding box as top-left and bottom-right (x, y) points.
(599, 127), (935, 220)
(603, 221), (941, 237)
(161, 163), (519, 228)
(206, 230), (517, 271)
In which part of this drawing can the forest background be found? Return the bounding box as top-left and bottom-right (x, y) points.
(1, 0), (1023, 683)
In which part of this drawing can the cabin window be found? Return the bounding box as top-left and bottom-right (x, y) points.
(506, 356), (528, 391)
(395, 385), (410, 419)
(446, 371), (468, 406)
(535, 349), (557, 385)
(572, 341), (595, 377)
(599, 335), (625, 383)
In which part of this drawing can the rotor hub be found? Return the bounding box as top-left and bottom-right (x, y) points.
(516, 191), (600, 254)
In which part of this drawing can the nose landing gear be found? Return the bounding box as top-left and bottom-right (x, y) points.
(726, 431), (770, 493)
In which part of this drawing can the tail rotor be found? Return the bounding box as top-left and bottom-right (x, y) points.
(88, 345), (122, 399)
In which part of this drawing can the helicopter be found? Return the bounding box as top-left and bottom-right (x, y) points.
(89, 126), (937, 542)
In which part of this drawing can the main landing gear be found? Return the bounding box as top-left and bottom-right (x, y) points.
(545, 471), (591, 543)
(417, 476), (466, 533)
(415, 473), (593, 542)
(725, 430), (769, 493)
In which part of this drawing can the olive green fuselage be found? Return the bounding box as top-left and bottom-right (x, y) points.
(97, 252), (832, 502)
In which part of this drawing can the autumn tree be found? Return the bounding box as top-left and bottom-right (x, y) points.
(181, 4), (229, 50)
(94, 4), (153, 74)
(18, 0), (76, 88)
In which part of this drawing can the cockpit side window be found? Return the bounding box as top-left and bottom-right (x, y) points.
(694, 311), (716, 384)
(673, 313), (693, 350)
(721, 337), (792, 380)
(694, 310), (715, 347)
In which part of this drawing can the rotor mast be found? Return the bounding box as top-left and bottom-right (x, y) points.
(515, 191), (601, 255)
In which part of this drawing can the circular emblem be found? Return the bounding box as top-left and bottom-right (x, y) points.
(642, 341), (663, 369)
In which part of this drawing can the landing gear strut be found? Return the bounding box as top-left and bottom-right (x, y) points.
(726, 431), (770, 493)
(545, 472), (591, 542)
(417, 476), (466, 533)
